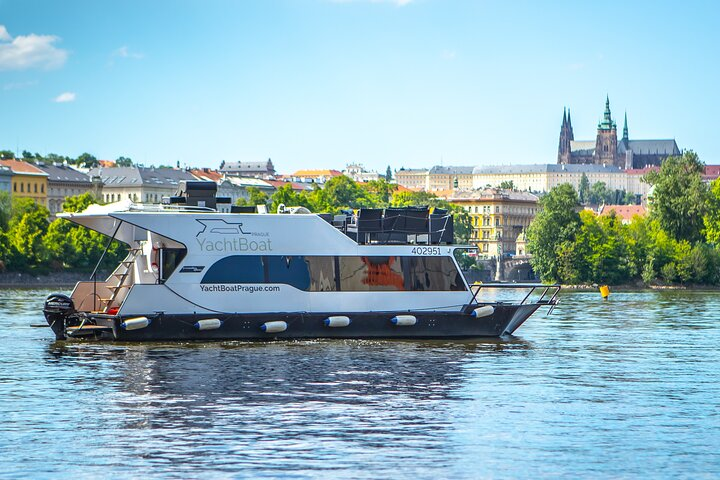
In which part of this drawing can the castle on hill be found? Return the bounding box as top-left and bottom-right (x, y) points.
(557, 97), (680, 169)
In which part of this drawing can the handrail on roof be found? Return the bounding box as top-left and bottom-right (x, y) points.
(127, 203), (216, 212)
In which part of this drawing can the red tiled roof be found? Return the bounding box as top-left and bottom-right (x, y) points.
(265, 180), (310, 191)
(599, 204), (647, 221)
(190, 169), (223, 183)
(0, 159), (47, 176)
(703, 165), (720, 180)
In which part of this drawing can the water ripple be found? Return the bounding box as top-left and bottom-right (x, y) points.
(0, 289), (719, 478)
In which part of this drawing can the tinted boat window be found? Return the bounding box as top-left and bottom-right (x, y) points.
(265, 256), (311, 291)
(339, 256), (405, 291)
(307, 256), (337, 291)
(202, 255), (264, 284)
(400, 256), (465, 291)
(160, 248), (187, 283)
(201, 255), (465, 292)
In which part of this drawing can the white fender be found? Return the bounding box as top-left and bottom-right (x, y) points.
(324, 316), (351, 328)
(261, 321), (288, 333)
(472, 306), (495, 318)
(121, 316), (150, 330)
(391, 315), (417, 326)
(195, 318), (223, 330)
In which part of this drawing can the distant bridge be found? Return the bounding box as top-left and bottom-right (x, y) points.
(464, 255), (537, 283)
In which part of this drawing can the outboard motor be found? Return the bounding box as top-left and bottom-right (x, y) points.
(43, 293), (75, 340)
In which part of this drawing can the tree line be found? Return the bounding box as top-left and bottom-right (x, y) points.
(0, 192), (126, 273)
(0, 177), (473, 273)
(527, 151), (720, 285)
(0, 150), (133, 169)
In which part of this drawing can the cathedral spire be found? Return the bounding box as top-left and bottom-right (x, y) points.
(623, 111), (628, 140)
(562, 107), (567, 126)
(598, 96), (616, 131)
(567, 109), (574, 140)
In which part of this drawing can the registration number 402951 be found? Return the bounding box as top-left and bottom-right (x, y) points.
(410, 246), (442, 255)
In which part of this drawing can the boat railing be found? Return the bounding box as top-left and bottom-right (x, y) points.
(469, 283), (561, 310)
(337, 207), (454, 245)
(127, 203), (216, 213)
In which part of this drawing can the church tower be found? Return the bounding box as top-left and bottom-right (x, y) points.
(557, 108), (574, 164)
(593, 96), (618, 166)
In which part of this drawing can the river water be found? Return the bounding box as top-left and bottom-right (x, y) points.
(1, 288), (719, 479)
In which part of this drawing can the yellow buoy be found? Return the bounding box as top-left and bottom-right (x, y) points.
(599, 285), (610, 299)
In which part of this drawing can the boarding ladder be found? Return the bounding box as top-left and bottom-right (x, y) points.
(101, 248), (140, 312)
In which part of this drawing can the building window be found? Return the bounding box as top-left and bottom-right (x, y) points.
(41, 184), (45, 193)
(34, 184), (37, 193)
(14, 183), (16, 192)
(20, 183), (23, 193)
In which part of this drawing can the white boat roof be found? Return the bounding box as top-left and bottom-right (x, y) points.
(59, 202), (363, 255)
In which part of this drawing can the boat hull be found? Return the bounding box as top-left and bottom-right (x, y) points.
(52, 303), (543, 341)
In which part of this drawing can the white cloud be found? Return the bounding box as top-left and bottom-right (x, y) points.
(54, 92), (76, 103)
(0, 25), (68, 71)
(442, 50), (457, 60)
(113, 46), (144, 59)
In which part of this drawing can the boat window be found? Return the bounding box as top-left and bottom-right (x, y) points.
(399, 256), (465, 291)
(265, 256), (311, 291)
(160, 248), (187, 283)
(201, 255), (465, 292)
(339, 256), (405, 291)
(306, 256), (337, 291)
(202, 255), (264, 284)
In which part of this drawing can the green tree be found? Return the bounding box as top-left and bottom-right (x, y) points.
(0, 150), (15, 159)
(385, 165), (393, 181)
(578, 173), (590, 204)
(5, 198), (50, 271)
(499, 180), (515, 190)
(588, 181), (610, 204)
(236, 187), (270, 208)
(270, 184), (312, 213)
(0, 191), (11, 229)
(449, 205), (472, 244)
(390, 190), (448, 208)
(77, 152), (99, 169)
(116, 156), (133, 167)
(43, 192), (125, 271)
(644, 150), (708, 243)
(321, 175), (374, 211)
(703, 178), (720, 244)
(46, 153), (70, 164)
(362, 178), (396, 207)
(62, 191), (97, 213)
(526, 183), (581, 283)
(624, 191), (638, 205)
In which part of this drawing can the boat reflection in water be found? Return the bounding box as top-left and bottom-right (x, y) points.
(45, 338), (532, 475)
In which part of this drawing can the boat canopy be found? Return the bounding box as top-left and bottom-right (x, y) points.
(58, 200), (148, 245)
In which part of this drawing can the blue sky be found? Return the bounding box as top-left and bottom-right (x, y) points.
(0, 0), (718, 173)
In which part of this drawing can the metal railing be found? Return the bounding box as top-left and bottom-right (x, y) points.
(469, 282), (561, 312)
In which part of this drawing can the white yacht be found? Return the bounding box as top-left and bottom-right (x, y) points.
(43, 182), (559, 341)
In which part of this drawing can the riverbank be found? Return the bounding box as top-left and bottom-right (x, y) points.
(559, 283), (720, 291)
(0, 271), (109, 288)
